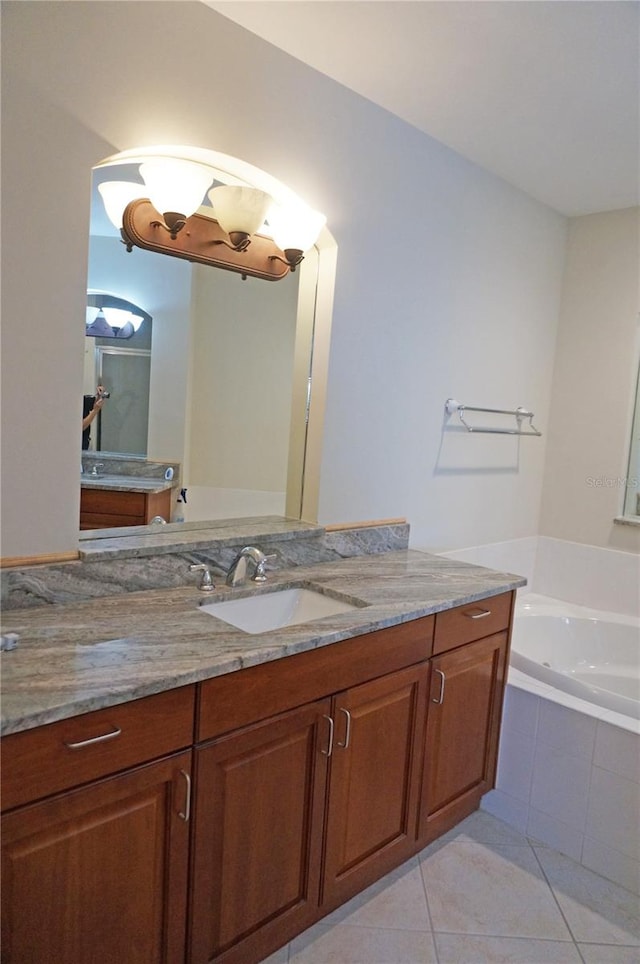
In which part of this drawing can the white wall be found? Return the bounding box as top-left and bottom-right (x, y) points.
(540, 209), (640, 552)
(1, 1), (567, 558)
(188, 264), (299, 491)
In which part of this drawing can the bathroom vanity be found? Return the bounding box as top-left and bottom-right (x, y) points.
(0, 550), (521, 964)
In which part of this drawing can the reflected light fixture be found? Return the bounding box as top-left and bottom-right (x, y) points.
(98, 156), (325, 281)
(85, 309), (115, 338)
(86, 293), (152, 339)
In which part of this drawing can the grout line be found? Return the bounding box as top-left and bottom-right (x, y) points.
(431, 927), (580, 942)
(530, 843), (586, 960)
(417, 857), (440, 964)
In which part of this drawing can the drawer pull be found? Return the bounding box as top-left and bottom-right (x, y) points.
(64, 726), (122, 750)
(466, 608), (491, 619)
(177, 769), (191, 822)
(321, 714), (334, 757)
(337, 708), (352, 750)
(432, 670), (446, 705)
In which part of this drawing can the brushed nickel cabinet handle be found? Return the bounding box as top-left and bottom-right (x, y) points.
(177, 769), (191, 822)
(466, 608), (491, 619)
(64, 726), (122, 750)
(337, 708), (352, 749)
(321, 714), (334, 757)
(432, 670), (446, 705)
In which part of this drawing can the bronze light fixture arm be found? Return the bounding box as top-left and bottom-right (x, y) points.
(120, 198), (291, 282)
(149, 211), (189, 240)
(212, 231), (253, 253)
(269, 248), (305, 272)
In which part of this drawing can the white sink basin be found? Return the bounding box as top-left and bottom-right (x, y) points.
(200, 587), (361, 635)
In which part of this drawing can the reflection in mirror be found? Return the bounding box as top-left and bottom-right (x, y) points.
(84, 293), (153, 456)
(623, 363), (640, 518)
(84, 158), (318, 534)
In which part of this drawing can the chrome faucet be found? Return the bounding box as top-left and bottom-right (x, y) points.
(190, 563), (215, 592)
(91, 463), (104, 477)
(225, 546), (274, 587)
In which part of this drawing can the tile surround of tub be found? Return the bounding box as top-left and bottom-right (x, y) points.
(482, 682), (640, 896)
(534, 536), (640, 616)
(436, 534), (640, 892)
(434, 536), (538, 594)
(435, 534), (640, 616)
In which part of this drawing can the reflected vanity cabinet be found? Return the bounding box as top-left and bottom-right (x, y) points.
(0, 590), (514, 964)
(79, 486), (173, 529)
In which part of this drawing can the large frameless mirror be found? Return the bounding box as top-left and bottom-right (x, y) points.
(81, 146), (335, 537)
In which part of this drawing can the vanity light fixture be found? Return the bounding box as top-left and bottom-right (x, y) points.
(208, 185), (273, 252)
(98, 157), (326, 281)
(139, 158), (214, 239)
(97, 181), (141, 229)
(267, 202), (328, 271)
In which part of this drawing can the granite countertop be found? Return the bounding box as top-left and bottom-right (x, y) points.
(80, 474), (175, 495)
(0, 550), (525, 736)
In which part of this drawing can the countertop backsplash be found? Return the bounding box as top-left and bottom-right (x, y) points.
(1, 518), (411, 611)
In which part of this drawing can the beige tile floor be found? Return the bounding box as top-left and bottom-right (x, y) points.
(261, 811), (640, 964)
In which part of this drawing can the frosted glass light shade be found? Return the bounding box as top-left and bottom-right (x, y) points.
(140, 159), (213, 217)
(86, 306), (144, 336)
(102, 307), (145, 332)
(208, 185), (272, 236)
(85, 310), (115, 337)
(115, 321), (135, 339)
(267, 203), (326, 254)
(98, 181), (143, 228)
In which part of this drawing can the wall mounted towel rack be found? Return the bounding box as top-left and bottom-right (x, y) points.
(445, 399), (542, 436)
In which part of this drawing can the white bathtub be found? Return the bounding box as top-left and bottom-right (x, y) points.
(511, 596), (640, 720)
(482, 592), (640, 895)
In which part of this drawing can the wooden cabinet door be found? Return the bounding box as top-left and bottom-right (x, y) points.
(1, 750), (192, 964)
(188, 699), (331, 964)
(321, 663), (428, 910)
(419, 631), (508, 844)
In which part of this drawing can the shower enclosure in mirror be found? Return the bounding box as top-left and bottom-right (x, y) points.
(84, 294), (153, 456)
(622, 362), (640, 519)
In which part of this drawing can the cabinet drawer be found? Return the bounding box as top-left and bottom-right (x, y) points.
(198, 616), (434, 741)
(81, 488), (146, 518)
(433, 592), (513, 655)
(1, 685), (196, 812)
(80, 511), (144, 529)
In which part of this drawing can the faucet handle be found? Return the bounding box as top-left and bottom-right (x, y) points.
(253, 553), (278, 582)
(189, 564), (215, 592)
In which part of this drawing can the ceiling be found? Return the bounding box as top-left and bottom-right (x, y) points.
(206, 1), (639, 217)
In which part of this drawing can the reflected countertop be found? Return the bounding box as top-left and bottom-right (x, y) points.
(80, 474), (175, 494)
(0, 550), (526, 736)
